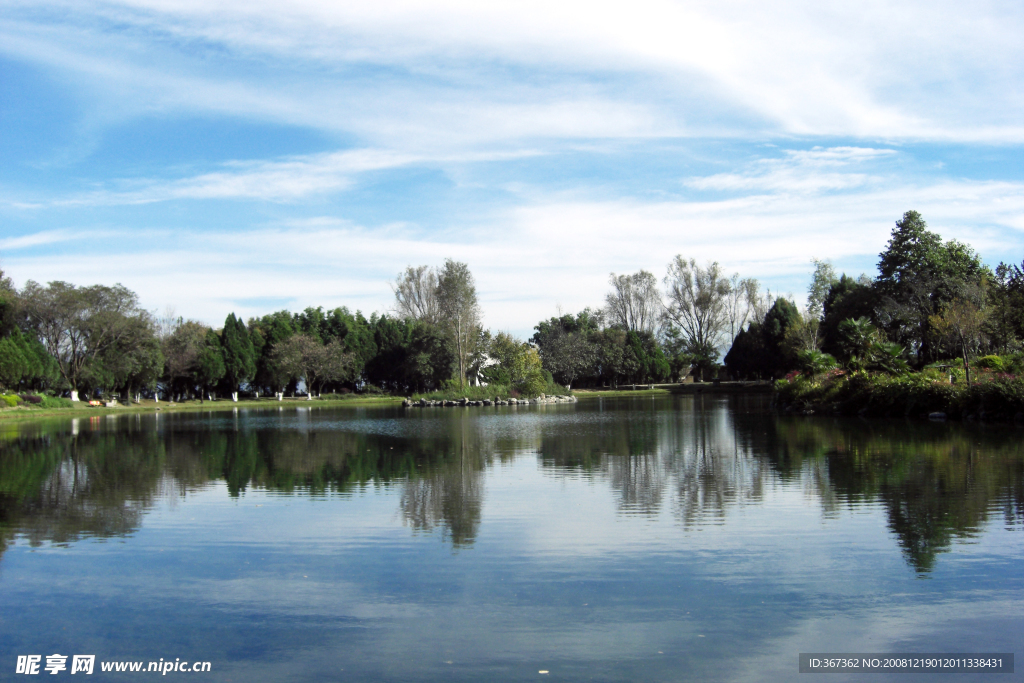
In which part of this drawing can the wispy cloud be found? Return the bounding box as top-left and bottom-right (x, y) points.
(685, 146), (898, 193)
(57, 149), (419, 205)
(0, 230), (82, 250)
(4, 0), (1024, 145)
(1, 0), (1022, 338)
(6, 171), (1023, 335)
(46, 147), (549, 206)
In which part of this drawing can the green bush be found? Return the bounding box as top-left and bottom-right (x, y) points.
(38, 395), (74, 409)
(542, 380), (571, 396)
(1, 394), (21, 407)
(1003, 352), (1024, 375)
(775, 370), (1024, 421)
(975, 355), (1005, 371)
(516, 368), (548, 397)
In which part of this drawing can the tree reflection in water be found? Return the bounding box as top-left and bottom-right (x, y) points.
(0, 401), (1021, 571)
(535, 396), (1023, 572)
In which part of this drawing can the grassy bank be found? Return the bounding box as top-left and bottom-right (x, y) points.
(775, 370), (1024, 422)
(0, 393), (403, 422)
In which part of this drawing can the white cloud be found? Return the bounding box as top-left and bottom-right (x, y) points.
(2, 2), (1023, 338)
(0, 231), (82, 251)
(6, 169), (1023, 336)
(57, 149), (420, 205)
(685, 146), (897, 193)
(40, 146), (549, 206)
(4, 0), (1024, 144)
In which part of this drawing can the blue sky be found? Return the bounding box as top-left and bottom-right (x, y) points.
(2, 0), (1023, 337)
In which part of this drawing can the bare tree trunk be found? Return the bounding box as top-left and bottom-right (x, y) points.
(959, 333), (971, 387)
(456, 313), (465, 388)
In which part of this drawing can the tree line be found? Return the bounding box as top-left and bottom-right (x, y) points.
(1, 210), (1021, 399)
(0, 258), (491, 400)
(530, 211), (1022, 387)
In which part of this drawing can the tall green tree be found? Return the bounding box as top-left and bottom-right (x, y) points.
(724, 298), (802, 379)
(625, 330), (670, 384)
(723, 322), (767, 380)
(365, 315), (415, 392)
(196, 330), (226, 398)
(271, 334), (354, 398)
(0, 335), (28, 390)
(248, 311), (296, 395)
(93, 312), (163, 399)
(220, 313), (256, 394)
(875, 211), (988, 362)
(21, 281), (148, 399)
(532, 310), (600, 389)
(989, 260), (1024, 352)
(437, 260), (481, 388)
(161, 319), (211, 399)
(325, 307), (376, 383)
(820, 274), (880, 359)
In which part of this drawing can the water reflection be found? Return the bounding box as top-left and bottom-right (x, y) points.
(533, 397), (1024, 572)
(1, 399), (1022, 573)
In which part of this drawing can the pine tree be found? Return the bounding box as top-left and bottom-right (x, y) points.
(221, 313), (255, 393)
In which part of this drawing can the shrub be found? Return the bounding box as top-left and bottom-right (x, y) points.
(516, 368), (548, 397)
(19, 394), (43, 404)
(38, 395), (74, 409)
(975, 355), (1005, 371)
(1, 394), (21, 407)
(411, 382), (514, 402)
(775, 369), (1024, 421)
(542, 380), (571, 396)
(797, 349), (838, 375)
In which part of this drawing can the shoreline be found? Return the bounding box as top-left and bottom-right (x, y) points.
(0, 388), (676, 423)
(0, 395), (405, 423)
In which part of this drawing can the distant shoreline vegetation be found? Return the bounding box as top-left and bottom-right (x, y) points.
(775, 362), (1024, 423)
(1, 211), (1022, 421)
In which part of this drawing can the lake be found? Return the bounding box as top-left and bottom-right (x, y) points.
(1, 395), (1021, 682)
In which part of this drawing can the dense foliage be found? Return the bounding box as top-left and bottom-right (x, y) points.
(725, 211), (1021, 387)
(1, 210), (1021, 410)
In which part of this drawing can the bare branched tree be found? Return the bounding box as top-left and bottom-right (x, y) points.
(804, 258), (838, 349)
(724, 274), (759, 345)
(392, 265), (440, 325)
(156, 306), (179, 341)
(750, 287), (775, 323)
(663, 257), (731, 354)
(605, 270), (662, 333)
(806, 259), (838, 321)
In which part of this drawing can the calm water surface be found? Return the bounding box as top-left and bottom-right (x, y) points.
(1, 395), (1021, 682)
